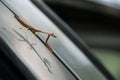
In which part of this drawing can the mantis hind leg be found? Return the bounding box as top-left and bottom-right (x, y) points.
(19, 27), (28, 30)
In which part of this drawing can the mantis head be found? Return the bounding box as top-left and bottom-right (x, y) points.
(49, 33), (57, 38)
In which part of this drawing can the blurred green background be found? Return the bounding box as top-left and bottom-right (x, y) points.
(44, 0), (120, 79)
(92, 48), (120, 80)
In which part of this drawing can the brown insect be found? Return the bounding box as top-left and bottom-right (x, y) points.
(0, 0), (56, 52)
(14, 15), (56, 52)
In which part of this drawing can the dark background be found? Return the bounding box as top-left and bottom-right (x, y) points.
(43, 0), (120, 79)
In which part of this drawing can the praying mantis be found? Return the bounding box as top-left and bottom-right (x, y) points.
(0, 0), (56, 52)
(14, 15), (56, 52)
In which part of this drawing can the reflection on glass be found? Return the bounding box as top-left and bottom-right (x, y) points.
(0, 0), (107, 80)
(94, 0), (120, 9)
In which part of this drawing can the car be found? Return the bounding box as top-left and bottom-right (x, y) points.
(0, 0), (114, 80)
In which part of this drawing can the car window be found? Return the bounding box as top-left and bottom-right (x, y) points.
(0, 0), (109, 80)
